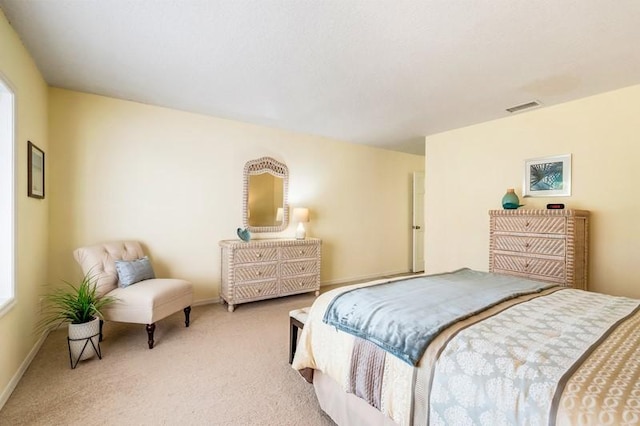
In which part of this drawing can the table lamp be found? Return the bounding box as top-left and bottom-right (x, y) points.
(292, 207), (309, 240)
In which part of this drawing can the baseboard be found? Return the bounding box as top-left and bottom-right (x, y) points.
(192, 297), (220, 307)
(321, 269), (412, 287)
(0, 330), (49, 411)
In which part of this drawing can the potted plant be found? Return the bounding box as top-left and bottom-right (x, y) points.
(38, 272), (116, 366)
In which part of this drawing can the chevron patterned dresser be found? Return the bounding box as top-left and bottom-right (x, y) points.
(489, 209), (590, 290)
(219, 238), (321, 312)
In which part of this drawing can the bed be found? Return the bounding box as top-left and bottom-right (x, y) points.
(291, 269), (640, 426)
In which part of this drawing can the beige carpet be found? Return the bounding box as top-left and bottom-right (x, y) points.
(0, 293), (335, 425)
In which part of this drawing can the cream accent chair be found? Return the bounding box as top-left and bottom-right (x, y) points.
(73, 241), (193, 349)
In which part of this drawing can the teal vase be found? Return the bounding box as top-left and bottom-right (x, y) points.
(502, 189), (520, 209)
(236, 227), (251, 242)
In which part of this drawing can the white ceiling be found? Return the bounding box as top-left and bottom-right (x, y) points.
(2, 1), (640, 155)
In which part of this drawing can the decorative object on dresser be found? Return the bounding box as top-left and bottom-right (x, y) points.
(489, 209), (589, 289)
(236, 227), (251, 242)
(292, 207), (310, 239)
(547, 203), (565, 209)
(219, 238), (321, 312)
(523, 153), (571, 197)
(243, 157), (289, 233)
(501, 188), (522, 209)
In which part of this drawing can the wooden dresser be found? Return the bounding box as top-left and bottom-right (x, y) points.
(219, 238), (321, 312)
(489, 210), (589, 290)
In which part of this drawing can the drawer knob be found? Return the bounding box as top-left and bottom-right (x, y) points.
(525, 222), (530, 227)
(256, 271), (262, 276)
(299, 250), (305, 255)
(299, 282), (304, 287)
(257, 289), (262, 294)
(300, 267), (305, 271)
(525, 243), (530, 248)
(256, 253), (263, 258)
(525, 263), (529, 268)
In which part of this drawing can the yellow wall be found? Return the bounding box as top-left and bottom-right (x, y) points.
(0, 11), (49, 403)
(425, 84), (640, 298)
(48, 89), (425, 302)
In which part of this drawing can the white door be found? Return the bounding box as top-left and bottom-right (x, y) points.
(412, 171), (425, 272)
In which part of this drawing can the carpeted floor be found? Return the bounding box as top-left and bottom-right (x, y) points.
(0, 293), (335, 425)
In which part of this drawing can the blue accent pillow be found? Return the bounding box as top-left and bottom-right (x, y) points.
(115, 256), (155, 287)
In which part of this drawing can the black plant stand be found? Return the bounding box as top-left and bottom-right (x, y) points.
(67, 332), (102, 369)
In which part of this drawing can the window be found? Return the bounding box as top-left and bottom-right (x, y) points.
(0, 75), (16, 317)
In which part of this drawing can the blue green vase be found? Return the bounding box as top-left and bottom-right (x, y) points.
(502, 189), (521, 209)
(236, 227), (251, 242)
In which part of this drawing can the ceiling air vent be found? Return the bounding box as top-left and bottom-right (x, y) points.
(506, 100), (541, 113)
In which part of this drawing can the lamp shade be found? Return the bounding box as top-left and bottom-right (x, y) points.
(276, 207), (283, 221)
(292, 207), (309, 223)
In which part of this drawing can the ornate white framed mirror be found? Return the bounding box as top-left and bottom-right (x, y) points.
(242, 157), (289, 233)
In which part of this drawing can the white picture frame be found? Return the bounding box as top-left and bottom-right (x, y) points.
(523, 154), (571, 197)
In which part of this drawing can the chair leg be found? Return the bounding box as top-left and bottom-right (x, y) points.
(146, 323), (156, 349)
(99, 319), (104, 342)
(184, 306), (191, 327)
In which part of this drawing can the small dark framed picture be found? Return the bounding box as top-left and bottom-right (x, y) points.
(28, 141), (45, 199)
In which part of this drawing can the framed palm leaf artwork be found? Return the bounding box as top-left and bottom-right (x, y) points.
(523, 154), (571, 197)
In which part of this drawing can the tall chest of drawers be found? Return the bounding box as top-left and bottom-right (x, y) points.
(489, 210), (589, 289)
(219, 238), (321, 312)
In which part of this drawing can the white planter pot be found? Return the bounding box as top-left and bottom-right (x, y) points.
(68, 317), (101, 362)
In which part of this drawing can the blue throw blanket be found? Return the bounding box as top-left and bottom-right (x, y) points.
(323, 268), (555, 365)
